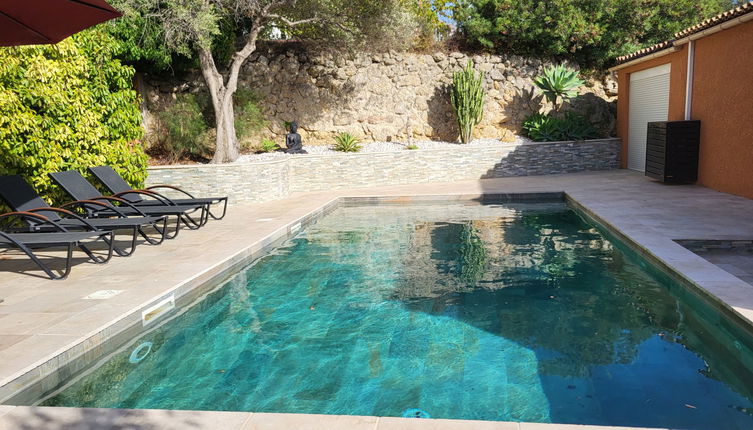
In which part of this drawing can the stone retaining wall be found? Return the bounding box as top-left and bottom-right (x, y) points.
(141, 44), (617, 147)
(146, 138), (620, 204)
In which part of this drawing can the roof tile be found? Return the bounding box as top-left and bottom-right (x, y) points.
(614, 1), (753, 65)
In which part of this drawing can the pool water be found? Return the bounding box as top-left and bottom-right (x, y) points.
(42, 202), (753, 429)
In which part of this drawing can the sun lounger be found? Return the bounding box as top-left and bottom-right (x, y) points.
(49, 171), (209, 239)
(0, 212), (114, 280)
(0, 175), (169, 256)
(89, 165), (228, 220)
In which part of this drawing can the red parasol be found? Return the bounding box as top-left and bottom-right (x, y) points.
(0, 0), (121, 47)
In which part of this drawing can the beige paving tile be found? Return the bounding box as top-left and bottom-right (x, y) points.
(37, 303), (132, 336)
(377, 417), (519, 430)
(0, 335), (28, 351)
(0, 405), (14, 418)
(0, 313), (70, 335)
(0, 334), (79, 382)
(700, 281), (753, 312)
(243, 412), (378, 430)
(0, 293), (97, 315)
(0, 406), (252, 430)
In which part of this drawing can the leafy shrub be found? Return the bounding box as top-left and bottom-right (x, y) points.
(155, 88), (267, 159)
(257, 138), (279, 153)
(158, 93), (211, 161)
(561, 112), (600, 141)
(0, 29), (146, 205)
(333, 132), (362, 152)
(451, 60), (485, 144)
(523, 112), (598, 142)
(523, 113), (558, 142)
(534, 65), (584, 111)
(234, 89), (267, 140)
(453, 0), (736, 68)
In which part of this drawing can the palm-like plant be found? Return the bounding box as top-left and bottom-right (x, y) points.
(533, 65), (584, 111)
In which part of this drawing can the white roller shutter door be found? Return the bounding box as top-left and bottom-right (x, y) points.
(628, 64), (671, 171)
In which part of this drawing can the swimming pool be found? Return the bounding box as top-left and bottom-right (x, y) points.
(39, 202), (753, 429)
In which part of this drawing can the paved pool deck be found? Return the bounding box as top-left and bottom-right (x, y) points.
(1, 169), (752, 429)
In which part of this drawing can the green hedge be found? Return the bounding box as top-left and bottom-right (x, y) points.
(454, 0), (736, 68)
(0, 29), (146, 205)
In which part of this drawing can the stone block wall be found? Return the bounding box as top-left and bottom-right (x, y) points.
(146, 138), (620, 204)
(141, 43), (617, 147)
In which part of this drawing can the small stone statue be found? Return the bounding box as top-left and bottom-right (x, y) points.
(285, 121), (307, 154)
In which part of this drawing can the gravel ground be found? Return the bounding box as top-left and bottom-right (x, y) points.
(236, 136), (533, 163)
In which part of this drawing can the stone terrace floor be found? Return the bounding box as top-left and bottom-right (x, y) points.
(1, 170), (753, 429)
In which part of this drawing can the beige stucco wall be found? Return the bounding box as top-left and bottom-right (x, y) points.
(615, 19), (753, 200)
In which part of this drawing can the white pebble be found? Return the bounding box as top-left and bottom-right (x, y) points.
(236, 137), (532, 163)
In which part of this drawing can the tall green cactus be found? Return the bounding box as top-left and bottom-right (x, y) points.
(451, 60), (485, 144)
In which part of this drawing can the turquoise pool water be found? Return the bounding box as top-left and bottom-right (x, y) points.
(42, 202), (753, 429)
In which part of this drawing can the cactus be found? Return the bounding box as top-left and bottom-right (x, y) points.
(451, 60), (485, 144)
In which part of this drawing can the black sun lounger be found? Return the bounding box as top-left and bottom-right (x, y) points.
(49, 171), (209, 239)
(89, 166), (228, 220)
(0, 212), (114, 280)
(0, 175), (169, 256)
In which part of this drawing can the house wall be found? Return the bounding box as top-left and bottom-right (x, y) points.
(615, 48), (688, 169)
(691, 22), (753, 200)
(616, 19), (753, 200)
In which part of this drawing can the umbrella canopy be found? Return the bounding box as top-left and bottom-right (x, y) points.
(0, 0), (121, 47)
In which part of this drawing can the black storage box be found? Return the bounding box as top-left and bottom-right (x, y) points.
(645, 120), (701, 183)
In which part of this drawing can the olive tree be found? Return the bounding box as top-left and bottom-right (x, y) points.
(114, 0), (409, 163)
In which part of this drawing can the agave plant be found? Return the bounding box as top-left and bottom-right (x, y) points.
(533, 65), (584, 111)
(522, 112), (598, 142)
(522, 113), (560, 142)
(333, 132), (362, 152)
(257, 138), (279, 153)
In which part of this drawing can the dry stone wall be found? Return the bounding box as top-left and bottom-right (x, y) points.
(142, 43), (617, 147)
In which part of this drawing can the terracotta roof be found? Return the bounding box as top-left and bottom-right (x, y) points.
(615, 41), (673, 64)
(614, 1), (753, 65)
(674, 1), (753, 39)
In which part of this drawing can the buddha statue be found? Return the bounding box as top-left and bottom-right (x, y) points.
(285, 121), (307, 154)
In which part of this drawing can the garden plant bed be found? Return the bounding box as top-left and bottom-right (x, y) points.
(237, 137), (533, 163)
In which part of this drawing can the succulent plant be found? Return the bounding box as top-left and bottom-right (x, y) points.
(451, 60), (485, 144)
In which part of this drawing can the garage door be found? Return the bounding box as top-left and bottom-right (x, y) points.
(628, 64), (671, 171)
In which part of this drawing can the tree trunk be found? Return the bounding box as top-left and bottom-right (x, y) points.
(197, 29), (259, 164)
(198, 48), (237, 164)
(212, 94), (239, 163)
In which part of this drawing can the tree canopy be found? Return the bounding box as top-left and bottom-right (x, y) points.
(453, 0), (737, 67)
(107, 0), (447, 72)
(108, 0), (445, 162)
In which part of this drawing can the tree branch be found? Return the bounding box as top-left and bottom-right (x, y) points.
(265, 14), (318, 27)
(224, 17), (263, 96)
(261, 0), (291, 17)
